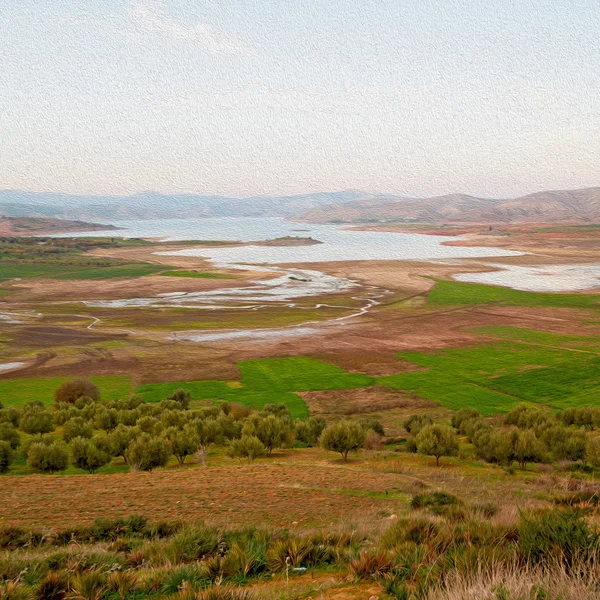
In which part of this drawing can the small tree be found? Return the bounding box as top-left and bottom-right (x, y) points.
(295, 416), (326, 446)
(63, 417), (94, 443)
(95, 408), (119, 433)
(20, 407), (54, 435)
(243, 415), (290, 455)
(167, 388), (191, 410)
(514, 429), (546, 471)
(0, 440), (12, 473)
(126, 435), (170, 472)
(227, 435), (266, 462)
(165, 425), (200, 466)
(403, 415), (433, 435)
(0, 422), (20, 449)
(54, 379), (100, 405)
(0, 407), (20, 427)
(108, 425), (137, 463)
(587, 436), (600, 468)
(27, 441), (69, 473)
(193, 418), (221, 466)
(320, 420), (366, 462)
(71, 436), (112, 473)
(415, 424), (459, 466)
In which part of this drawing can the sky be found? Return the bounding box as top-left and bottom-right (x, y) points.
(0, 0), (599, 198)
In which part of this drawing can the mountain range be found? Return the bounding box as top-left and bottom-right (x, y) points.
(0, 187), (599, 225)
(294, 187), (600, 224)
(0, 190), (410, 221)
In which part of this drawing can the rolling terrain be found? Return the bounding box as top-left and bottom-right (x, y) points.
(295, 187), (600, 224)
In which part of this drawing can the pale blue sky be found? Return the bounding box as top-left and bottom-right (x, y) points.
(1, 0), (599, 197)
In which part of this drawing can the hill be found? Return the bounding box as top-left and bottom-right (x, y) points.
(0, 189), (411, 221)
(293, 187), (600, 224)
(0, 216), (117, 235)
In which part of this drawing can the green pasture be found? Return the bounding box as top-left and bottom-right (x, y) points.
(0, 376), (132, 407)
(136, 357), (375, 419)
(428, 279), (600, 311)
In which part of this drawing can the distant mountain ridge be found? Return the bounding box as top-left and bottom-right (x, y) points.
(293, 187), (600, 224)
(0, 190), (412, 221)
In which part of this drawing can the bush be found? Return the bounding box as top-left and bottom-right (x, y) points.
(403, 414), (433, 435)
(294, 416), (326, 446)
(0, 407), (20, 427)
(20, 406), (54, 435)
(519, 509), (599, 566)
(165, 425), (200, 465)
(359, 418), (385, 436)
(62, 417), (94, 443)
(27, 441), (68, 473)
(320, 420), (366, 462)
(71, 436), (112, 473)
(166, 388), (191, 410)
(0, 441), (13, 473)
(0, 423), (20, 449)
(126, 435), (170, 472)
(415, 424), (459, 466)
(54, 379), (100, 405)
(227, 435), (266, 462)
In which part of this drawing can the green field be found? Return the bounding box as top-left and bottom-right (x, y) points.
(379, 327), (600, 414)
(135, 357), (375, 419)
(0, 376), (132, 407)
(428, 279), (600, 311)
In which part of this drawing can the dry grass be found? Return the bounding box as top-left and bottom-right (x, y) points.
(427, 557), (600, 600)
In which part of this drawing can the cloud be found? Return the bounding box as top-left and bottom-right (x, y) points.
(128, 0), (252, 55)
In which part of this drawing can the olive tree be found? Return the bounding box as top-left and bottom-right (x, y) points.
(415, 424), (459, 466)
(193, 418), (221, 466)
(63, 417), (94, 443)
(227, 435), (266, 462)
(0, 422), (20, 450)
(71, 436), (112, 473)
(27, 441), (69, 473)
(20, 406), (54, 435)
(126, 435), (170, 472)
(165, 425), (200, 466)
(320, 420), (366, 462)
(0, 441), (13, 473)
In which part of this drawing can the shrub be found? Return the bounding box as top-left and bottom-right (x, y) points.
(363, 430), (384, 451)
(54, 379), (100, 405)
(587, 436), (600, 468)
(20, 407), (54, 435)
(349, 550), (393, 580)
(227, 435), (266, 462)
(519, 509), (599, 567)
(294, 416), (326, 446)
(126, 434), (170, 472)
(62, 417), (94, 443)
(35, 571), (69, 600)
(0, 423), (20, 449)
(359, 418), (385, 436)
(166, 388), (191, 410)
(403, 414), (433, 435)
(451, 408), (481, 431)
(168, 524), (221, 562)
(415, 424), (459, 466)
(0, 407), (20, 427)
(27, 441), (68, 473)
(0, 441), (12, 473)
(320, 420), (366, 462)
(71, 436), (112, 473)
(165, 425), (200, 465)
(242, 415), (290, 455)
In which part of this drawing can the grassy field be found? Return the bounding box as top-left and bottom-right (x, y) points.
(0, 375), (132, 407)
(428, 279), (600, 311)
(136, 357), (375, 419)
(379, 327), (600, 414)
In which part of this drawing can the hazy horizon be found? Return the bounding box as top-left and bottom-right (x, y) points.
(2, 1), (599, 199)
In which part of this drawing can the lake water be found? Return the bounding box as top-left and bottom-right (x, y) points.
(60, 217), (522, 263)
